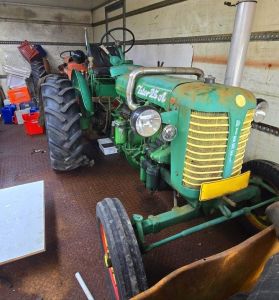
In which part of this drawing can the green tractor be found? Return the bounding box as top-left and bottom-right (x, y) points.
(41, 27), (279, 299)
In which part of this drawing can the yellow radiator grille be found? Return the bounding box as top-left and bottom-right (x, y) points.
(231, 109), (255, 176)
(183, 111), (229, 189)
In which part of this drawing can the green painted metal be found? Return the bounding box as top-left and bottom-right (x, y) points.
(161, 110), (178, 125)
(169, 82), (256, 201)
(114, 118), (127, 145)
(110, 64), (139, 77)
(91, 77), (117, 97)
(142, 196), (278, 252)
(133, 204), (199, 239)
(72, 70), (93, 116)
(115, 74), (192, 110)
(131, 182), (276, 251)
(150, 145), (170, 164)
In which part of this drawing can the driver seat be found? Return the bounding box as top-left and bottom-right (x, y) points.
(89, 44), (120, 76)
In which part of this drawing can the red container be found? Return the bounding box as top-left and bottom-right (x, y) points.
(22, 112), (44, 135)
(8, 86), (31, 104)
(18, 40), (39, 62)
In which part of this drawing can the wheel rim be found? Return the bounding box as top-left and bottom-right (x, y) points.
(100, 224), (120, 300)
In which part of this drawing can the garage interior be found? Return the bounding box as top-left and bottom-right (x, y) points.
(0, 1), (279, 300)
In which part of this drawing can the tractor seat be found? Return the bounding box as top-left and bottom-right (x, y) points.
(89, 44), (120, 76)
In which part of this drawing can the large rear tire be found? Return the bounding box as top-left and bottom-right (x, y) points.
(31, 58), (47, 88)
(41, 74), (89, 171)
(241, 159), (279, 232)
(96, 198), (148, 300)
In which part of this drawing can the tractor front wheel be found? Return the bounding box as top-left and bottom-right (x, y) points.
(41, 74), (89, 171)
(96, 198), (148, 300)
(242, 159), (279, 232)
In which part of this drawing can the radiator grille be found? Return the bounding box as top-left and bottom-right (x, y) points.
(231, 109), (255, 176)
(183, 111), (229, 189)
(183, 110), (255, 189)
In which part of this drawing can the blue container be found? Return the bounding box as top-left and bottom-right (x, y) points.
(1, 105), (16, 124)
(19, 102), (31, 110)
(30, 107), (39, 113)
(33, 45), (47, 58)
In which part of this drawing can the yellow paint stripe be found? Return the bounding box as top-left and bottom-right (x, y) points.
(183, 174), (223, 181)
(190, 122), (228, 127)
(186, 155), (225, 162)
(188, 137), (228, 143)
(191, 115), (228, 120)
(189, 129), (229, 135)
(187, 149), (226, 156)
(185, 162), (224, 168)
(187, 142), (227, 148)
(184, 169), (223, 175)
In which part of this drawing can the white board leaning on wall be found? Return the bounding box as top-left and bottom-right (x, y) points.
(126, 44), (193, 68)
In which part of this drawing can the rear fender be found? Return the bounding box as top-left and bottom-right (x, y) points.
(72, 70), (94, 117)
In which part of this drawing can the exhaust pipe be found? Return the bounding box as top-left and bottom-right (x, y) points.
(224, 0), (257, 87)
(126, 67), (205, 110)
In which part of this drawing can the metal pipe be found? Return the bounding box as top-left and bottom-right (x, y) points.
(224, 0), (257, 86)
(126, 67), (205, 110)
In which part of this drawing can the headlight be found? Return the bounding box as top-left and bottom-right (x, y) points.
(162, 125), (177, 141)
(254, 99), (268, 123)
(131, 106), (161, 137)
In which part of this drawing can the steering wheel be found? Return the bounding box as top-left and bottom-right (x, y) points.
(100, 27), (135, 54)
(60, 50), (74, 59)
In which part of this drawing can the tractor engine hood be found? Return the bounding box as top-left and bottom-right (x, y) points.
(115, 74), (256, 112)
(115, 74), (193, 110)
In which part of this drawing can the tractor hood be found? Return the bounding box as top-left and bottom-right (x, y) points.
(115, 74), (192, 110)
(115, 74), (256, 112)
(172, 81), (256, 113)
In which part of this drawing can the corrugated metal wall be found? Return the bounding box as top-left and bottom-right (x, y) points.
(93, 0), (279, 163)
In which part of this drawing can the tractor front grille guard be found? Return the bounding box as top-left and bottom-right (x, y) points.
(183, 109), (254, 189)
(232, 109), (254, 176)
(183, 111), (229, 189)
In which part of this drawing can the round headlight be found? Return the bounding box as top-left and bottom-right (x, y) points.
(162, 125), (177, 141)
(131, 106), (161, 137)
(254, 99), (268, 123)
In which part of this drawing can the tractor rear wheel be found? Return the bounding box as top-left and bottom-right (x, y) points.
(41, 74), (89, 171)
(96, 198), (148, 300)
(241, 159), (279, 232)
(31, 58), (47, 88)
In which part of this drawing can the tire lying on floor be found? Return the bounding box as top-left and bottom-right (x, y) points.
(41, 74), (89, 171)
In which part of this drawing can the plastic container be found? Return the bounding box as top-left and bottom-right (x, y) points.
(15, 108), (31, 125)
(1, 105), (16, 124)
(30, 107), (39, 113)
(7, 86), (31, 104)
(3, 99), (11, 106)
(33, 44), (47, 57)
(22, 112), (44, 135)
(18, 40), (39, 62)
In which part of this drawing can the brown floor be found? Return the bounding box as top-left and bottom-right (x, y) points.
(0, 123), (251, 300)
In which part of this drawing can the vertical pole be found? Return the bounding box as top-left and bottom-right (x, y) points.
(123, 0), (126, 55)
(105, 9), (109, 43)
(224, 1), (257, 87)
